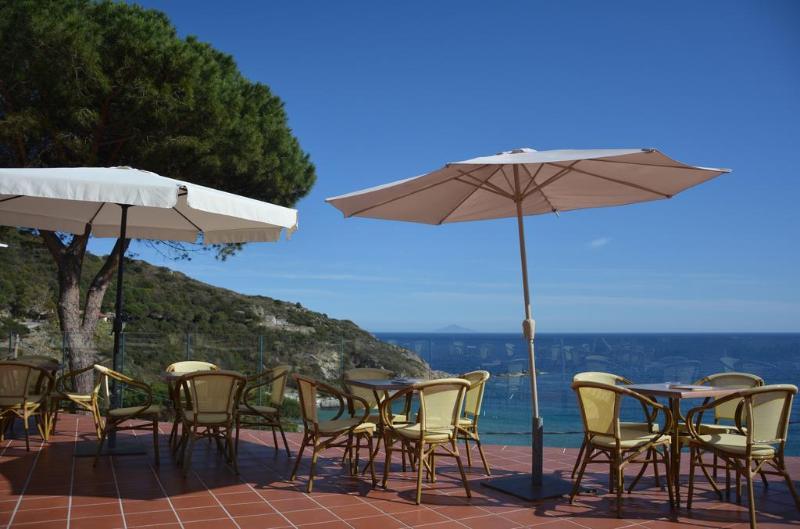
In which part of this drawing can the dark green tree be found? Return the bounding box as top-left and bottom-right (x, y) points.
(0, 0), (316, 388)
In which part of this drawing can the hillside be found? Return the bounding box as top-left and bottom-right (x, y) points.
(0, 228), (429, 383)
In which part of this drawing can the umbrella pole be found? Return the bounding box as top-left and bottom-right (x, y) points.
(108, 204), (130, 449)
(481, 168), (572, 501)
(512, 190), (543, 486)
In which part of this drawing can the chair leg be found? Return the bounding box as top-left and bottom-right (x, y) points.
(23, 413), (30, 451)
(182, 427), (198, 477)
(290, 433), (309, 481)
(463, 435), (472, 468)
(382, 435), (393, 489)
(415, 441), (425, 505)
(271, 426), (279, 456)
(152, 418), (160, 467)
(452, 439), (471, 499)
(779, 460), (800, 510)
(572, 437), (587, 479)
(365, 435), (377, 487)
(745, 461), (757, 529)
(278, 423), (291, 457)
(687, 446), (696, 510)
(615, 454), (624, 518)
(234, 416), (241, 455)
(228, 428), (239, 474)
(653, 446), (662, 488)
(475, 436), (490, 476)
(307, 443), (320, 493)
(570, 445), (591, 503)
(736, 465), (742, 504)
(663, 447), (674, 508)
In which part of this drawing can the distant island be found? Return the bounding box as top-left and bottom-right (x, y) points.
(433, 324), (476, 333)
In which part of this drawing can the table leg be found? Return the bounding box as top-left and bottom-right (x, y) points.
(670, 397), (681, 508)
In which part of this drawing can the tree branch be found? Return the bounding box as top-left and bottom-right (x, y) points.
(39, 230), (66, 265)
(82, 237), (130, 327)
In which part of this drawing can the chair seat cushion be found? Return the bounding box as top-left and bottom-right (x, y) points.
(591, 427), (670, 450)
(696, 423), (742, 435)
(239, 404), (277, 416)
(107, 404), (162, 418)
(184, 410), (231, 424)
(621, 421), (660, 433)
(318, 417), (375, 435)
(393, 423), (454, 442)
(694, 433), (775, 457)
(367, 413), (408, 424)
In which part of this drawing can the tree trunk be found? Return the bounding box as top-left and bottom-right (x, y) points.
(41, 230), (127, 394)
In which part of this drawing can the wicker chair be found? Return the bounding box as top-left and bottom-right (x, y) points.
(685, 385), (799, 529)
(381, 378), (471, 505)
(0, 361), (54, 450)
(165, 361), (218, 451)
(457, 370), (491, 475)
(236, 364), (291, 457)
(92, 365), (161, 466)
(290, 374), (376, 492)
(570, 380), (674, 517)
(177, 370), (245, 476)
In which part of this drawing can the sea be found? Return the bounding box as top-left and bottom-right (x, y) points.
(375, 332), (800, 455)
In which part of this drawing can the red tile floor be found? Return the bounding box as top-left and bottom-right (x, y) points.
(1, 415), (798, 529)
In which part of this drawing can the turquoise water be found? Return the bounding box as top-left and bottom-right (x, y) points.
(375, 333), (800, 455)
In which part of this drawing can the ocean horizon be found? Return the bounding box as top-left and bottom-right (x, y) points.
(375, 332), (800, 455)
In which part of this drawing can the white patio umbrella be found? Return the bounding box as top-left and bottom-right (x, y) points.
(326, 147), (728, 500)
(0, 166), (298, 432)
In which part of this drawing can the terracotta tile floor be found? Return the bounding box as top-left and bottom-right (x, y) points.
(0, 415), (798, 528)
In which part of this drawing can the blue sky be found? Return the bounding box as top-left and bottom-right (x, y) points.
(93, 1), (800, 332)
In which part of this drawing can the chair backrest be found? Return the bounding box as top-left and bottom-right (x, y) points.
(572, 381), (621, 437)
(0, 362), (38, 400)
(460, 370), (490, 421)
(415, 378), (469, 431)
(165, 361), (218, 374)
(13, 355), (59, 366)
(268, 365), (291, 407)
(181, 370), (244, 419)
(694, 372), (764, 422)
(573, 371), (631, 385)
(294, 374), (320, 425)
(344, 367), (392, 411)
(739, 384), (796, 445)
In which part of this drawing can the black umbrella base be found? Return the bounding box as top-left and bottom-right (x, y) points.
(482, 473), (573, 502)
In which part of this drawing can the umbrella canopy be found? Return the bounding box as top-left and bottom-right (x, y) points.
(327, 147), (728, 499)
(0, 166), (298, 243)
(327, 148), (727, 224)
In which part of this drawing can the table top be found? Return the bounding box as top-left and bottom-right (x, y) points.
(347, 378), (424, 391)
(628, 382), (739, 399)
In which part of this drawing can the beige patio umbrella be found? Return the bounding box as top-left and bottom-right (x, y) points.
(326, 147), (728, 500)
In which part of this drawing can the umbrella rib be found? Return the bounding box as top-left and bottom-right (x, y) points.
(520, 164), (558, 213)
(548, 162), (672, 198)
(438, 166), (505, 224)
(499, 167), (515, 196)
(588, 158), (719, 171)
(520, 164), (544, 196)
(344, 164), (490, 217)
(521, 162), (578, 200)
(172, 207), (203, 232)
(87, 203), (105, 226)
(453, 168), (514, 199)
(0, 195), (23, 205)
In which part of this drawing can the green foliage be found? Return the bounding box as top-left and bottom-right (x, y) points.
(0, 0), (315, 255)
